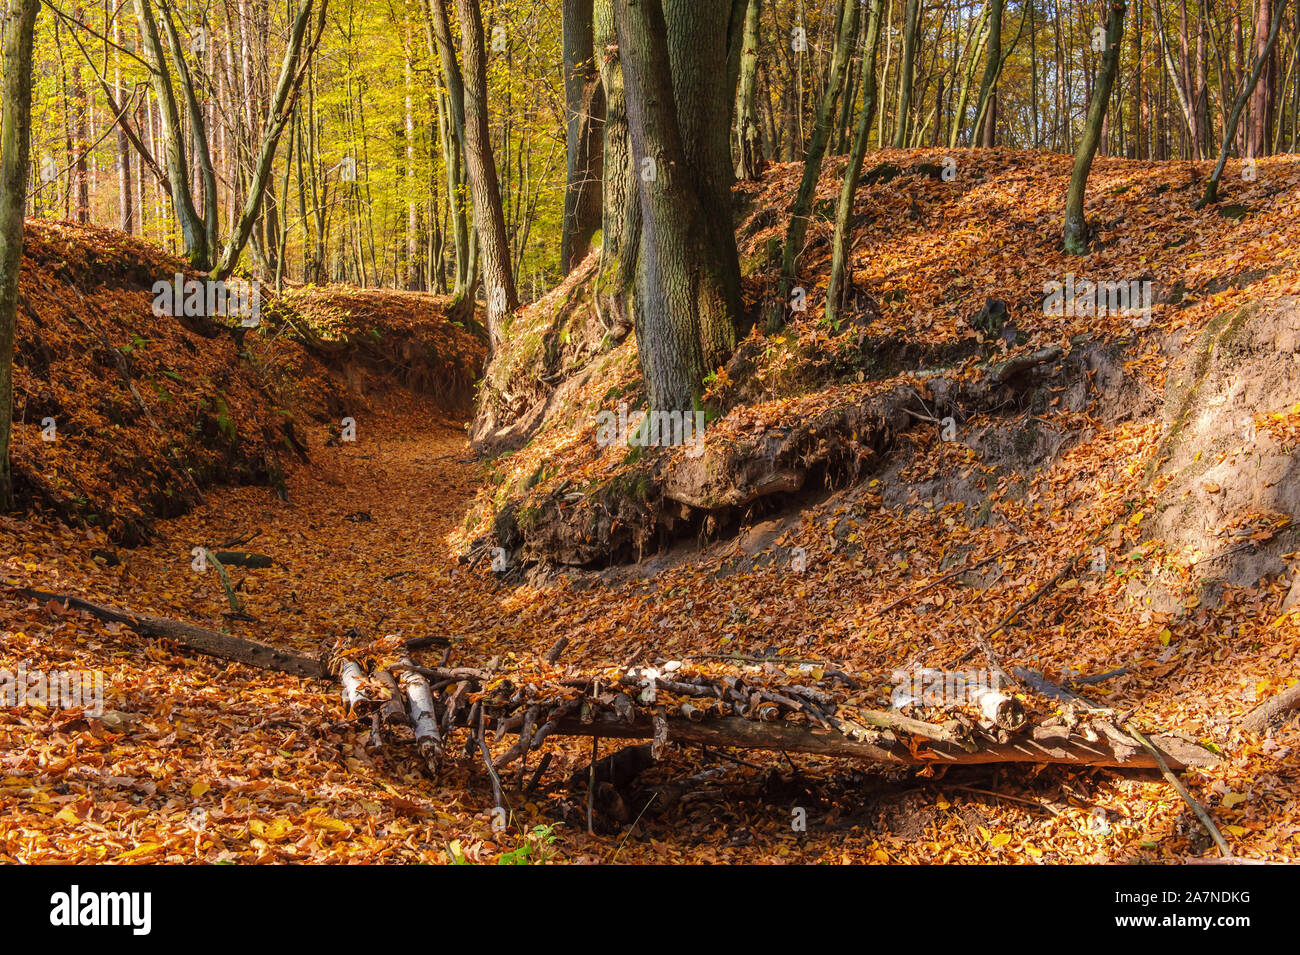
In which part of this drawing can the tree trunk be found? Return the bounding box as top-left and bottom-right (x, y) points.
(948, 1), (992, 148)
(593, 0), (640, 333)
(424, 0), (474, 303)
(1063, 2), (1126, 255)
(0, 0), (39, 511)
(1201, 0), (1287, 206)
(826, 0), (884, 326)
(892, 0), (920, 147)
(775, 0), (860, 330)
(614, 0), (739, 413)
(973, 0), (1005, 148)
(1248, 0), (1279, 158)
(134, 0), (208, 268)
(453, 0), (519, 347)
(113, 17), (133, 234)
(213, 0), (323, 279)
(663, 0), (743, 363)
(560, 0), (606, 274)
(733, 0), (763, 180)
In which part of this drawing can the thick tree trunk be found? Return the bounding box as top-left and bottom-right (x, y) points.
(663, 0), (743, 364)
(614, 0), (738, 413)
(560, 0), (606, 274)
(453, 0), (519, 347)
(0, 0), (39, 511)
(1063, 2), (1126, 255)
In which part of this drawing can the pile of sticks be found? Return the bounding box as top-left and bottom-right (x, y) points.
(342, 653), (1221, 781)
(11, 587), (1226, 781)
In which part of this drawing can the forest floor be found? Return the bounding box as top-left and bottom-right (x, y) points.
(4, 151), (1300, 863)
(4, 384), (1295, 864)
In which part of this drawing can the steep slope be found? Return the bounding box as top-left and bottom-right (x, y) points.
(8, 221), (485, 544)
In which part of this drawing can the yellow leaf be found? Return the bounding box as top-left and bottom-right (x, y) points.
(310, 815), (351, 832)
(1222, 793), (1247, 809)
(1158, 628), (1172, 646)
(190, 780), (211, 797)
(989, 833), (1011, 847)
(115, 843), (162, 861)
(251, 818), (292, 841)
(1224, 825), (1248, 837)
(54, 807), (80, 825)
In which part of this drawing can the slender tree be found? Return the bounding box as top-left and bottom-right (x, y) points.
(827, 0), (885, 325)
(1063, 1), (1126, 255)
(973, 0), (1004, 147)
(1201, 0), (1288, 206)
(893, 0), (921, 148)
(424, 0), (475, 304)
(775, 0), (860, 330)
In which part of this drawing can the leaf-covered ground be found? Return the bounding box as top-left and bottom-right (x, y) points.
(4, 150), (1300, 863)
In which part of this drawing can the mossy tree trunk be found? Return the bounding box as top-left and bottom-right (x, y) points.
(733, 0), (764, 181)
(424, 0), (476, 305)
(133, 0), (208, 269)
(972, 0), (1004, 149)
(0, 0), (39, 511)
(593, 0), (640, 333)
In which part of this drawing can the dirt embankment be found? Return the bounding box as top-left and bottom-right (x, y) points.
(9, 220), (485, 544)
(463, 150), (1300, 589)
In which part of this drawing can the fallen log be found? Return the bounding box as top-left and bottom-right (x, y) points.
(14, 588), (328, 679)
(546, 715), (1219, 769)
(400, 659), (444, 770)
(338, 659), (369, 711)
(1240, 680), (1300, 733)
(374, 671), (409, 728)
